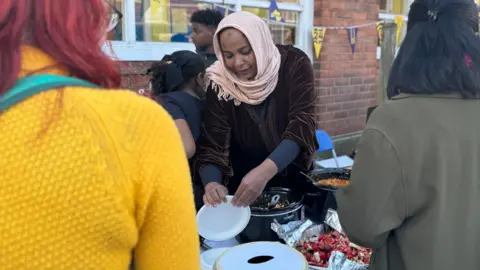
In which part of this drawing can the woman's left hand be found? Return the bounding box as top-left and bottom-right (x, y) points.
(232, 159), (278, 207)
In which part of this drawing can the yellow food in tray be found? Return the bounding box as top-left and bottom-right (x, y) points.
(316, 178), (350, 187)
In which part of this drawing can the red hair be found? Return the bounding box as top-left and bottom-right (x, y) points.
(0, 0), (121, 95)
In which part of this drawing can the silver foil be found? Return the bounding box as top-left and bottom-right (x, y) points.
(271, 219), (314, 247)
(326, 251), (369, 270)
(307, 252), (369, 270)
(302, 224), (324, 241)
(271, 220), (302, 239)
(324, 209), (344, 234)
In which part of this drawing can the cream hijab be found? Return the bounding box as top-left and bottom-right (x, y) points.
(205, 11), (281, 106)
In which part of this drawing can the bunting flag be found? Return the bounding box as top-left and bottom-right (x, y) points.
(268, 0), (285, 23)
(312, 28), (327, 59)
(394, 16), (404, 48)
(376, 22), (383, 46)
(311, 21), (383, 59)
(215, 5), (235, 17)
(346, 27), (359, 54)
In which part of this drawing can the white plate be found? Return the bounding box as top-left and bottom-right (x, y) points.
(197, 195), (251, 241)
(201, 247), (230, 270)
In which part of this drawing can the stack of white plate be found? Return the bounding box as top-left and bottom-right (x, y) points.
(201, 248), (229, 270)
(197, 195), (251, 269)
(197, 195), (251, 241)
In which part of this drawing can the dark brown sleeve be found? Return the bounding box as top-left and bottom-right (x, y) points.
(282, 50), (319, 170)
(192, 86), (233, 185)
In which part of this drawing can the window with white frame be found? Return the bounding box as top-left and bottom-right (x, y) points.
(104, 0), (313, 61)
(377, 0), (411, 59)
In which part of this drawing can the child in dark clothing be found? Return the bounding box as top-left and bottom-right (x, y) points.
(147, 50), (206, 159)
(147, 51), (207, 211)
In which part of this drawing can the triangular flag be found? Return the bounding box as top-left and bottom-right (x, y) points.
(312, 28), (327, 59)
(394, 16), (404, 47)
(346, 27), (359, 54)
(376, 22), (383, 46)
(269, 0), (285, 23)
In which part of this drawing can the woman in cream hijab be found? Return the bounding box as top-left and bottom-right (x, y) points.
(192, 11), (318, 222)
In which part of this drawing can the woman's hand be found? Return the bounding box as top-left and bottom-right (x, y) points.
(203, 182), (228, 207)
(232, 159), (278, 207)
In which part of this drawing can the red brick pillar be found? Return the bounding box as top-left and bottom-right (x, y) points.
(119, 62), (153, 90)
(313, 0), (379, 136)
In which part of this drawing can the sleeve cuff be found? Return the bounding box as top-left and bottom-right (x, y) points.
(268, 139), (301, 172)
(199, 164), (223, 186)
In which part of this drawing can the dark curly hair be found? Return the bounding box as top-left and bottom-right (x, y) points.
(146, 51), (206, 96)
(387, 0), (480, 99)
(190, 9), (223, 28)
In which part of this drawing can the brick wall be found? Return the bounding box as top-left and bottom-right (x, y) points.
(119, 62), (153, 90)
(313, 0), (379, 136)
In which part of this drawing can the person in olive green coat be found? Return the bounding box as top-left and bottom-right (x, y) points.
(337, 0), (480, 269)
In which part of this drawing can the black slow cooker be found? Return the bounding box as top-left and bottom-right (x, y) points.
(238, 187), (304, 243)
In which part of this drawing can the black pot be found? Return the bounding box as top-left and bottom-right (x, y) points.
(302, 168), (350, 223)
(238, 187), (304, 243)
(307, 168), (351, 191)
(303, 190), (337, 223)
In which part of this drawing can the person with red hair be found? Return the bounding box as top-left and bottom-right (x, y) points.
(0, 1), (199, 269)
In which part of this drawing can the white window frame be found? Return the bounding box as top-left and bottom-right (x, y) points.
(104, 0), (313, 61)
(376, 0), (412, 59)
(376, 13), (408, 59)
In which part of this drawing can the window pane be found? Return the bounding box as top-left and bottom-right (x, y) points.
(107, 0), (124, 41)
(380, 0), (387, 12)
(242, 7), (298, 45)
(135, 0), (233, 42)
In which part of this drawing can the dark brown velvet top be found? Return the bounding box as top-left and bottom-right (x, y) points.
(193, 45), (318, 189)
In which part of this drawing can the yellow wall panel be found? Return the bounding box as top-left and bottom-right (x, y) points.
(392, 0), (403, 14)
(151, 0), (170, 41)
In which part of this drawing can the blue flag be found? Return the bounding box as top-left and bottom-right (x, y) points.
(268, 0), (285, 23)
(346, 27), (359, 54)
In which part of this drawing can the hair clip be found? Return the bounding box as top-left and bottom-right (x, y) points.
(427, 10), (438, 21)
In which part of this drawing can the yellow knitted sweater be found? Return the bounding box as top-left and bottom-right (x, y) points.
(0, 46), (200, 270)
